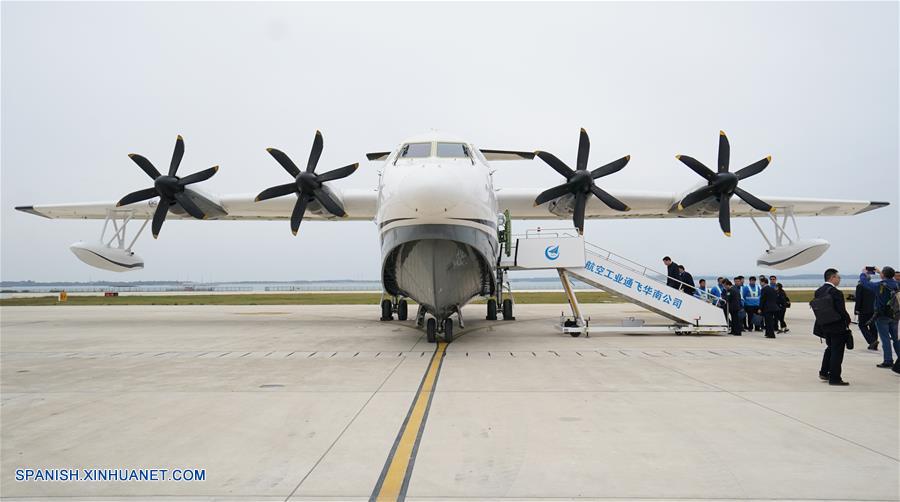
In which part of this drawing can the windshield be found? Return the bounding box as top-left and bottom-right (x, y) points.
(400, 143), (432, 158)
(436, 142), (470, 158)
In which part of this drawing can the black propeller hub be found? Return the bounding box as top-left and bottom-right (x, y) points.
(296, 172), (320, 194)
(569, 170), (593, 192)
(154, 175), (181, 199)
(711, 172), (739, 194)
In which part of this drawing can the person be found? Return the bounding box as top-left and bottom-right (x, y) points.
(724, 279), (743, 336)
(742, 276), (762, 331)
(663, 257), (680, 289)
(854, 271), (878, 351)
(769, 275), (778, 286)
(758, 277), (778, 338)
(678, 265), (695, 295)
(813, 268), (852, 386)
(857, 266), (899, 369)
(708, 277), (728, 323)
(775, 283), (790, 333)
(696, 278), (708, 299)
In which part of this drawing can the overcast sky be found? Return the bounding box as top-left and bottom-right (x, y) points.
(2, 1), (898, 283)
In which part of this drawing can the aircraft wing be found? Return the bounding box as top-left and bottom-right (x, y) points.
(497, 188), (890, 219)
(15, 188), (379, 221)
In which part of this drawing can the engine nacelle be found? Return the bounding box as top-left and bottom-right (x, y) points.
(70, 242), (144, 272)
(756, 238), (830, 270)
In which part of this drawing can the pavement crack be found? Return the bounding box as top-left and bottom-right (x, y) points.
(282, 354), (406, 502)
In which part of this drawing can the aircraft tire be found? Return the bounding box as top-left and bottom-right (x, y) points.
(426, 318), (437, 343)
(486, 299), (497, 320)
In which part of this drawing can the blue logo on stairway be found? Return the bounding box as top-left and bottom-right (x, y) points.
(545, 245), (560, 261)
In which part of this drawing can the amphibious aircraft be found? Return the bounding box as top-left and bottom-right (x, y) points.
(15, 129), (889, 341)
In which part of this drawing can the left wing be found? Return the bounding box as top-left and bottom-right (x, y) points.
(15, 187), (379, 221)
(497, 188), (889, 219)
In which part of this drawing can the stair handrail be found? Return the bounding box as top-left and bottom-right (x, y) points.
(582, 241), (720, 306)
(510, 227), (721, 306)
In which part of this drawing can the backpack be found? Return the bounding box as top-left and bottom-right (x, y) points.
(879, 283), (900, 319)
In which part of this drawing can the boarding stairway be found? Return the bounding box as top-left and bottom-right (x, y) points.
(500, 229), (728, 335)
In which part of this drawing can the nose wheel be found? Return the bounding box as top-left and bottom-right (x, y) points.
(426, 318), (437, 343)
(443, 318), (454, 342)
(425, 316), (455, 343)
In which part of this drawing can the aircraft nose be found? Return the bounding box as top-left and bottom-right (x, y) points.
(398, 166), (465, 215)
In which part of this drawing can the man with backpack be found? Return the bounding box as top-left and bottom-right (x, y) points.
(812, 268), (852, 385)
(857, 266), (899, 369)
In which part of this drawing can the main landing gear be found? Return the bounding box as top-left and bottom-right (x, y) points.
(380, 296), (409, 321)
(485, 297), (514, 321)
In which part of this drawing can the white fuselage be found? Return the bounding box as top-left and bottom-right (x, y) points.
(374, 134), (501, 319)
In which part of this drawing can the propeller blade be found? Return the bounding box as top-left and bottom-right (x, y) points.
(535, 151), (575, 178)
(734, 187), (775, 213)
(719, 196), (731, 236)
(174, 191), (206, 219)
(151, 198), (171, 239)
(316, 163), (359, 183)
(267, 148), (301, 177)
(290, 197), (309, 235)
(307, 130), (324, 173)
(676, 155), (716, 181)
(573, 191), (587, 233)
(313, 188), (346, 217)
(717, 130), (730, 173)
(128, 154), (162, 180)
(178, 166), (219, 186)
(534, 182), (574, 206)
(590, 185), (630, 212)
(169, 135), (185, 176)
(576, 128), (590, 171)
(735, 156), (771, 180)
(255, 182), (297, 202)
(591, 155), (630, 179)
(117, 187), (158, 207)
(678, 185), (718, 210)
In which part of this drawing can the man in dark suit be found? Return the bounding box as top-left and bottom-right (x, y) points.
(724, 279), (743, 336)
(678, 265), (695, 295)
(663, 256), (680, 289)
(814, 268), (853, 386)
(759, 277), (779, 338)
(855, 273), (878, 351)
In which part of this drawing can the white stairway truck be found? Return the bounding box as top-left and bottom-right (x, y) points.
(501, 229), (728, 335)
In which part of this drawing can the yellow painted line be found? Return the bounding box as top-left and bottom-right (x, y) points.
(371, 341), (447, 501)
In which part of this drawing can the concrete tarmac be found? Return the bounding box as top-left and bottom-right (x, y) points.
(1, 303), (898, 501)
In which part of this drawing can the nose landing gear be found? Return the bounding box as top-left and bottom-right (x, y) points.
(424, 315), (455, 343)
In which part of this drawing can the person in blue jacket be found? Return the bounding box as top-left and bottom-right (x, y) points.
(742, 276), (762, 331)
(858, 266), (899, 368)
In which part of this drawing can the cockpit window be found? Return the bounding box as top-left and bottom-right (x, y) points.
(436, 142), (470, 158)
(400, 142), (432, 158)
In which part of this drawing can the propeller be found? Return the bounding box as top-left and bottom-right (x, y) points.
(533, 128), (631, 234)
(116, 135), (219, 239)
(255, 130), (359, 235)
(676, 130), (774, 236)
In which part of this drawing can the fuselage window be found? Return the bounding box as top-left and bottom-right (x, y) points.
(400, 142), (432, 158)
(436, 142), (470, 159)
